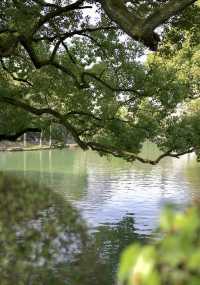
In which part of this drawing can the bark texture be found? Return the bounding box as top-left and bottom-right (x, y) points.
(100, 0), (197, 50)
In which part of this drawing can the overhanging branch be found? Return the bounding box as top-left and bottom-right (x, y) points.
(31, 0), (87, 35)
(88, 141), (195, 165)
(0, 96), (196, 164)
(100, 0), (197, 50)
(0, 95), (88, 150)
(145, 0), (197, 32)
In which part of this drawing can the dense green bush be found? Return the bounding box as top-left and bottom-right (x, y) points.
(118, 205), (200, 285)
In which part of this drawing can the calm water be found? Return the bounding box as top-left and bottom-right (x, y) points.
(0, 147), (200, 284)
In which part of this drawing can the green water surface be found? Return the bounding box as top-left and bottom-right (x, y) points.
(0, 147), (200, 284)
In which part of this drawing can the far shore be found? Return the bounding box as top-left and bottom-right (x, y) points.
(0, 141), (78, 152)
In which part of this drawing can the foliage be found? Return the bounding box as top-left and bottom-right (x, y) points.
(0, 0), (200, 164)
(118, 205), (200, 285)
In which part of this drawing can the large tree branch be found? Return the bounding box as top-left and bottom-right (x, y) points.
(0, 95), (88, 149)
(88, 141), (195, 165)
(31, 0), (87, 35)
(0, 95), (196, 164)
(100, 0), (197, 50)
(19, 36), (82, 87)
(32, 26), (117, 43)
(3, 33), (140, 91)
(46, 26), (111, 62)
(145, 0), (197, 32)
(0, 0), (197, 58)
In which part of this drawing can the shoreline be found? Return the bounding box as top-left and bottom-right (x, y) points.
(0, 142), (78, 152)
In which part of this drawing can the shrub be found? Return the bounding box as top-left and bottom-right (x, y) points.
(118, 205), (200, 285)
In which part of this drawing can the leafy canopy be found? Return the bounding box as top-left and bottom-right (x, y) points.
(0, 0), (200, 163)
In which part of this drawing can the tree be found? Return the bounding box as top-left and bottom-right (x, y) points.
(0, 0), (200, 164)
(100, 0), (196, 50)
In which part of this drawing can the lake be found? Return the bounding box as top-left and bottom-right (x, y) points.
(0, 147), (200, 284)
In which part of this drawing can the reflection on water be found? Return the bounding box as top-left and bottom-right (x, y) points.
(0, 175), (145, 285)
(0, 175), (89, 284)
(1, 148), (199, 235)
(0, 147), (200, 284)
(90, 215), (147, 283)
